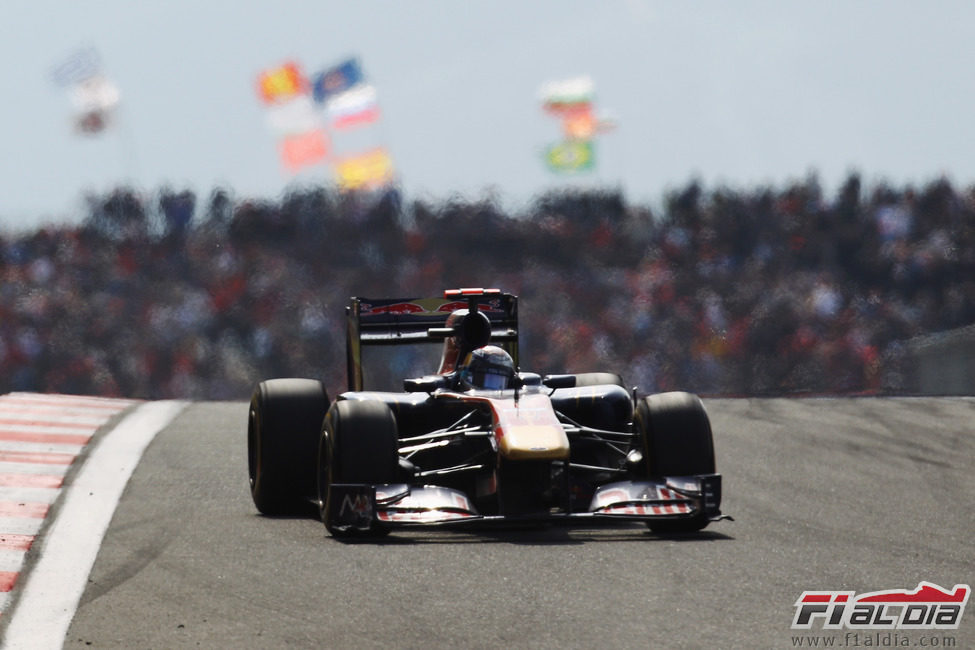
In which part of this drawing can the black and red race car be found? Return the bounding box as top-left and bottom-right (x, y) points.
(247, 288), (728, 537)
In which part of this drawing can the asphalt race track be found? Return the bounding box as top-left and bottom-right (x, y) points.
(14, 398), (975, 648)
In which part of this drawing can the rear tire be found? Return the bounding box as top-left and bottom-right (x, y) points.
(573, 372), (626, 388)
(318, 400), (400, 537)
(633, 391), (715, 533)
(248, 378), (330, 515)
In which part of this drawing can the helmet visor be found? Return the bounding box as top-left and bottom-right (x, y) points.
(475, 368), (509, 390)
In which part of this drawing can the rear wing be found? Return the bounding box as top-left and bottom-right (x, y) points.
(345, 288), (519, 391)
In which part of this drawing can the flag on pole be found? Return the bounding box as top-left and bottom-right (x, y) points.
(51, 46), (101, 87)
(544, 140), (594, 173)
(335, 147), (394, 190)
(279, 128), (329, 171)
(256, 60), (329, 173)
(539, 75), (594, 116)
(561, 106), (596, 140)
(255, 55), (395, 181)
(257, 61), (308, 105)
(538, 74), (616, 174)
(312, 58), (364, 105)
(69, 74), (120, 112)
(51, 47), (120, 135)
(69, 74), (121, 134)
(325, 84), (380, 130)
(265, 95), (321, 134)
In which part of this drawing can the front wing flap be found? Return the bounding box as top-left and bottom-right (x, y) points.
(327, 475), (724, 531)
(588, 474), (723, 520)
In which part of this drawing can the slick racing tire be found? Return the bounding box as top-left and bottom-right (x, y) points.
(318, 399), (400, 538)
(248, 378), (330, 516)
(634, 391), (715, 533)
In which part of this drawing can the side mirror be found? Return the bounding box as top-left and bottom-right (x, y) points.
(516, 372), (542, 387)
(404, 376), (448, 393)
(542, 374), (576, 390)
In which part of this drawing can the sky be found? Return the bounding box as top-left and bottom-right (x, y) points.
(3, 1), (975, 230)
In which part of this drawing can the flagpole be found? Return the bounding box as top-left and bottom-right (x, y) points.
(114, 105), (141, 188)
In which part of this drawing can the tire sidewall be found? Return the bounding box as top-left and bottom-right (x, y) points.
(634, 391), (715, 478)
(248, 378), (329, 515)
(319, 399), (399, 536)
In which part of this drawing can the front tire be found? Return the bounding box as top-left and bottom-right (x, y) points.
(318, 399), (400, 537)
(248, 378), (330, 515)
(633, 391), (715, 533)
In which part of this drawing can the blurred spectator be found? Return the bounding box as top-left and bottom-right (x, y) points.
(1, 175), (974, 400)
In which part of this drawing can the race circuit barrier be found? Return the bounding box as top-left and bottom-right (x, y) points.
(906, 323), (975, 395)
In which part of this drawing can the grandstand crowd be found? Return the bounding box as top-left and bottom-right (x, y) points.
(1, 173), (973, 399)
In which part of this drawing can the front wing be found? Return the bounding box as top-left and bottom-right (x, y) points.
(326, 475), (725, 533)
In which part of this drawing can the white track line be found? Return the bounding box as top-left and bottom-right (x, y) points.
(1, 400), (187, 650)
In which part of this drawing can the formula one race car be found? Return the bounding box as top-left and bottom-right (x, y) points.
(247, 288), (728, 537)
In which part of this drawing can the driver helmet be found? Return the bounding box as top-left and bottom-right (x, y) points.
(458, 345), (515, 390)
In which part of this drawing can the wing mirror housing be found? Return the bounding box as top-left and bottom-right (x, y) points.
(404, 376), (449, 393)
(542, 374), (576, 390)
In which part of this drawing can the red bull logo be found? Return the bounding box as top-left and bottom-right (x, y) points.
(361, 299), (503, 316)
(360, 302), (424, 315)
(438, 300), (503, 313)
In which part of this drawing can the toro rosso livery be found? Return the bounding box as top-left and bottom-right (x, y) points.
(248, 289), (729, 537)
